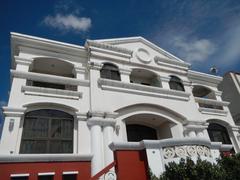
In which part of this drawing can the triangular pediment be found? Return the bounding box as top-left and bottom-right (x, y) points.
(95, 36), (186, 63)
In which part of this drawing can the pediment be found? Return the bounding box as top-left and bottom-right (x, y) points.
(95, 37), (190, 68)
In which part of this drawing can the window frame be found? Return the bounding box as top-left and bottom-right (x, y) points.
(100, 63), (121, 81)
(207, 123), (231, 144)
(169, 76), (185, 91)
(20, 109), (74, 154)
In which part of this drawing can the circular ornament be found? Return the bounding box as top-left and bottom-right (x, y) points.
(135, 48), (151, 63)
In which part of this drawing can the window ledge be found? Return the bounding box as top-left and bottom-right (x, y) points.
(198, 107), (228, 116)
(0, 154), (92, 162)
(98, 78), (190, 101)
(22, 86), (82, 99)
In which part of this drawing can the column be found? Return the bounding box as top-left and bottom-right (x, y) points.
(90, 123), (103, 176)
(160, 76), (170, 89)
(103, 122), (115, 166)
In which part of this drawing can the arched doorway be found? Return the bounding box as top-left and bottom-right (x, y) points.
(124, 113), (174, 142)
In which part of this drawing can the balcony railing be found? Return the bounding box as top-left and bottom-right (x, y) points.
(194, 97), (229, 115)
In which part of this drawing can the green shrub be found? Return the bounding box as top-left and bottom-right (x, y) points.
(149, 153), (240, 180)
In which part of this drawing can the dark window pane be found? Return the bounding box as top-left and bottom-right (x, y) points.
(20, 109), (74, 154)
(38, 176), (54, 180)
(63, 174), (77, 180)
(33, 81), (65, 90)
(20, 140), (47, 153)
(169, 76), (185, 91)
(207, 123), (231, 144)
(100, 63), (121, 81)
(11, 177), (28, 180)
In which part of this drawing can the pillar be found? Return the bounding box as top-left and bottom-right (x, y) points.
(103, 122), (114, 166)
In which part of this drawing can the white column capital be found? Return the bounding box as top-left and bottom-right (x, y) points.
(2, 107), (26, 117)
(87, 117), (116, 127)
(119, 68), (132, 75)
(14, 56), (33, 66)
(88, 61), (103, 70)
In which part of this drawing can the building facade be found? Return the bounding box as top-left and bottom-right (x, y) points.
(219, 72), (240, 126)
(0, 33), (240, 180)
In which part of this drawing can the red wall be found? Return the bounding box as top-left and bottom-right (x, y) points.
(0, 161), (91, 180)
(114, 150), (149, 180)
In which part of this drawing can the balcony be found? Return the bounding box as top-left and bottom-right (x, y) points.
(11, 70), (89, 99)
(98, 78), (190, 101)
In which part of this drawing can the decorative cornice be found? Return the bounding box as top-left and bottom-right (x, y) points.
(154, 56), (190, 70)
(88, 61), (103, 70)
(0, 154), (92, 162)
(14, 56), (33, 66)
(87, 117), (116, 127)
(76, 112), (87, 120)
(194, 97), (230, 107)
(98, 78), (191, 101)
(198, 107), (228, 116)
(2, 107), (26, 117)
(183, 120), (209, 131)
(11, 70), (90, 86)
(22, 86), (82, 100)
(119, 68), (132, 75)
(188, 70), (222, 85)
(74, 66), (86, 74)
(86, 40), (133, 55)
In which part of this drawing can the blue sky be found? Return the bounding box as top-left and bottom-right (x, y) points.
(1, 0), (240, 125)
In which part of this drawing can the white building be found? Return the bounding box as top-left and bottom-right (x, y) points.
(219, 72), (240, 126)
(0, 33), (239, 180)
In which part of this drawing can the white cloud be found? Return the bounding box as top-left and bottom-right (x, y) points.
(170, 36), (216, 63)
(43, 14), (91, 32)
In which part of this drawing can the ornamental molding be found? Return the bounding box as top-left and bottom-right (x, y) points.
(198, 107), (228, 116)
(86, 40), (133, 55)
(87, 117), (116, 127)
(194, 97), (230, 107)
(163, 145), (211, 159)
(188, 70), (222, 85)
(2, 106), (26, 117)
(11, 70), (90, 86)
(154, 56), (190, 70)
(12, 32), (87, 58)
(135, 48), (152, 63)
(21, 86), (82, 100)
(14, 56), (33, 66)
(98, 78), (191, 101)
(119, 68), (132, 75)
(0, 154), (93, 163)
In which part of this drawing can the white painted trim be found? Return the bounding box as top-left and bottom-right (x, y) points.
(188, 70), (222, 85)
(199, 107), (228, 116)
(11, 173), (30, 177)
(62, 171), (79, 175)
(2, 107), (26, 117)
(98, 78), (190, 101)
(194, 97), (230, 106)
(154, 56), (190, 69)
(22, 86), (82, 100)
(86, 40), (132, 55)
(11, 70), (89, 86)
(0, 154), (92, 162)
(94, 36), (187, 63)
(38, 172), (55, 176)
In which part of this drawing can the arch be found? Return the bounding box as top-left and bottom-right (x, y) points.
(115, 103), (186, 124)
(207, 121), (232, 145)
(115, 104), (185, 142)
(23, 102), (78, 115)
(169, 75), (185, 91)
(20, 109), (74, 154)
(130, 68), (162, 87)
(30, 57), (75, 78)
(100, 62), (121, 81)
(192, 85), (216, 99)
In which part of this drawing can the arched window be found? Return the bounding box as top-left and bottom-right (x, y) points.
(126, 124), (157, 142)
(207, 123), (231, 144)
(169, 76), (185, 91)
(20, 109), (74, 154)
(100, 63), (121, 81)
